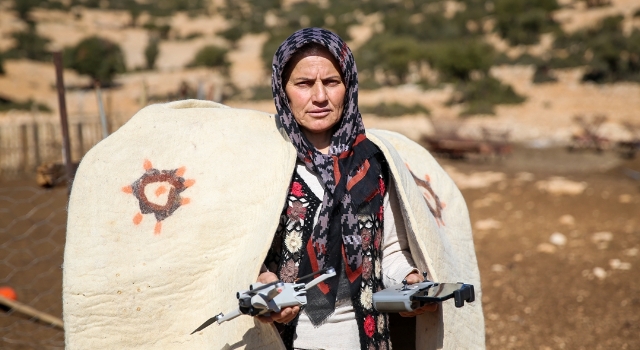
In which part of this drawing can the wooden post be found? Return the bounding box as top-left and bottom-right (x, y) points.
(32, 122), (41, 169)
(53, 51), (74, 193)
(20, 124), (29, 174)
(95, 83), (109, 139)
(76, 122), (84, 157)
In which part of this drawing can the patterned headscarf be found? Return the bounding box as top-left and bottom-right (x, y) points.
(272, 28), (387, 328)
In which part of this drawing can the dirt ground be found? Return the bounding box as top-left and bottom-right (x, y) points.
(0, 144), (639, 349)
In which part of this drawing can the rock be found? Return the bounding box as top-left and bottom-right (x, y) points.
(442, 166), (506, 189)
(515, 172), (535, 182)
(619, 194), (632, 203)
(625, 248), (638, 257)
(609, 259), (631, 270)
(591, 231), (613, 243)
(535, 177), (587, 195)
(559, 214), (575, 226)
(474, 218), (502, 230)
(537, 243), (557, 254)
(491, 264), (506, 272)
(550, 232), (567, 246)
(592, 267), (607, 280)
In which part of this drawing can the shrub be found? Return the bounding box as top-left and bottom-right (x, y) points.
(0, 97), (51, 113)
(360, 102), (430, 117)
(532, 65), (558, 83)
(494, 0), (559, 45)
(426, 39), (495, 81)
(453, 77), (525, 116)
(357, 35), (425, 84)
(249, 85), (273, 100)
(189, 45), (229, 69)
(5, 25), (51, 62)
(64, 36), (126, 85)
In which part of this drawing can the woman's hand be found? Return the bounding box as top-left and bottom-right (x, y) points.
(255, 271), (301, 324)
(399, 271), (438, 317)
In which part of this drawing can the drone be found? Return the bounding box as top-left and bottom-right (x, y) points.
(191, 267), (336, 334)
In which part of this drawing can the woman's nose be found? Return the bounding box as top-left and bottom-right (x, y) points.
(311, 81), (328, 102)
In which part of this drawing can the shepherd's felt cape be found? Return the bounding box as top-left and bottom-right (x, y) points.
(63, 100), (485, 349)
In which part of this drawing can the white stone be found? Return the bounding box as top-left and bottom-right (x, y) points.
(591, 232), (613, 243)
(550, 232), (567, 246)
(619, 194), (632, 203)
(559, 214), (575, 226)
(491, 264), (506, 272)
(537, 243), (557, 254)
(609, 259), (631, 270)
(593, 267), (607, 280)
(535, 177), (587, 196)
(474, 218), (502, 230)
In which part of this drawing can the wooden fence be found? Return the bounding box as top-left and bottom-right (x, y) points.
(0, 114), (126, 180)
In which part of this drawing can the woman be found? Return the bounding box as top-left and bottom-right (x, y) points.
(257, 27), (438, 350)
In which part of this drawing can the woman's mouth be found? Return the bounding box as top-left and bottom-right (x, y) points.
(307, 108), (332, 118)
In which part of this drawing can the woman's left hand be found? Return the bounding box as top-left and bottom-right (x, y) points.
(399, 271), (438, 317)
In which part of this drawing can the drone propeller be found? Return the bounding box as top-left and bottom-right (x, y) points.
(190, 313), (222, 335)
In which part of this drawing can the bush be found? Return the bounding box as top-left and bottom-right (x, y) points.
(452, 77), (525, 116)
(552, 15), (640, 82)
(357, 35), (425, 85)
(532, 65), (558, 83)
(5, 25), (51, 62)
(249, 85), (273, 100)
(189, 45), (229, 69)
(360, 102), (430, 117)
(64, 36), (126, 85)
(426, 39), (495, 81)
(494, 0), (559, 45)
(0, 97), (51, 113)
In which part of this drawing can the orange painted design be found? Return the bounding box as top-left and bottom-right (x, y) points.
(133, 212), (143, 225)
(425, 174), (431, 182)
(176, 167), (186, 177)
(155, 186), (167, 197)
(122, 186), (133, 194)
(346, 159), (370, 191)
(154, 222), (162, 235)
(184, 179), (195, 188)
(181, 198), (191, 205)
(143, 159), (153, 170)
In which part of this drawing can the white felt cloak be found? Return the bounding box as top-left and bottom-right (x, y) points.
(63, 100), (485, 349)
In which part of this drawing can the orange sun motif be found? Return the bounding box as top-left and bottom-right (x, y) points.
(406, 163), (446, 227)
(122, 159), (195, 235)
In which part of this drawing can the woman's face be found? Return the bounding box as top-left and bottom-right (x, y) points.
(285, 49), (345, 148)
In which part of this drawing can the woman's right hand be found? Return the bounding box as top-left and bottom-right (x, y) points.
(255, 271), (300, 324)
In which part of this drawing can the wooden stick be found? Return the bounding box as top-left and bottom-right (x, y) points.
(0, 295), (64, 330)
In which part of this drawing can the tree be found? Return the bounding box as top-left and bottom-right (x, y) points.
(6, 25), (51, 62)
(189, 45), (229, 69)
(144, 37), (160, 70)
(64, 36), (126, 86)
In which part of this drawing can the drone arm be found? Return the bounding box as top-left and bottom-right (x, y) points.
(304, 267), (337, 290)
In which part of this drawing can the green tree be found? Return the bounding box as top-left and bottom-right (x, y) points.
(494, 0), (559, 45)
(427, 39), (495, 81)
(64, 36), (126, 85)
(6, 25), (51, 61)
(189, 45), (229, 69)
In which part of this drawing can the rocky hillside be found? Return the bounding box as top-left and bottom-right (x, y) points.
(0, 0), (639, 144)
